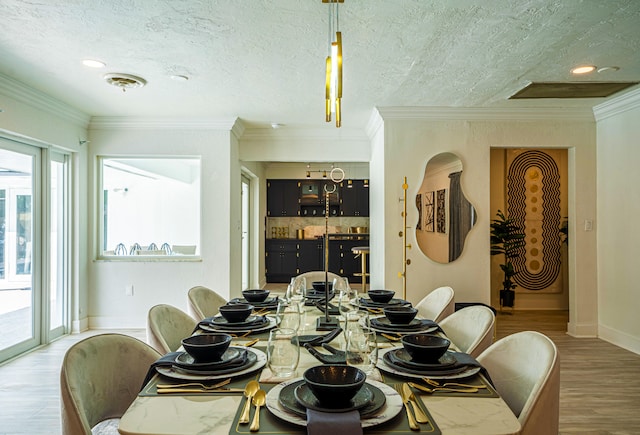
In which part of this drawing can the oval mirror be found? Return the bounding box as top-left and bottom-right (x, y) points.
(415, 152), (476, 263)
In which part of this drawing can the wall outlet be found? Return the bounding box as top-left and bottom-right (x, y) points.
(584, 220), (593, 231)
(125, 285), (134, 296)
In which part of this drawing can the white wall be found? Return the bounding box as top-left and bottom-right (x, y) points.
(595, 89), (640, 354)
(87, 120), (242, 328)
(373, 108), (598, 337)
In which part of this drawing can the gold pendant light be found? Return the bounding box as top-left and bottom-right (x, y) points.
(323, 0), (343, 127)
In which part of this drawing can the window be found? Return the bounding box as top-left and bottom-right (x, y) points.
(98, 157), (201, 258)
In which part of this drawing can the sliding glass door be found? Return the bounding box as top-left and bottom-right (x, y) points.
(0, 138), (69, 361)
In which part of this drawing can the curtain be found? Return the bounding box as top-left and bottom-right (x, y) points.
(448, 171), (473, 262)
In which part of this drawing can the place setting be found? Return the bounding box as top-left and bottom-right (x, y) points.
(368, 305), (440, 335)
(149, 332), (268, 383)
(377, 334), (494, 387)
(358, 289), (411, 311)
(263, 365), (405, 431)
(198, 302), (277, 335)
(228, 289), (280, 311)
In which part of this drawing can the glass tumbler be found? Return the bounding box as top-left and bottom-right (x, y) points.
(345, 328), (378, 375)
(267, 328), (299, 378)
(275, 300), (301, 331)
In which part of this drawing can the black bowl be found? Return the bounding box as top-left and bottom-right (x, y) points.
(219, 303), (254, 323)
(311, 281), (334, 292)
(383, 306), (418, 324)
(182, 333), (232, 362)
(242, 289), (270, 303)
(303, 365), (366, 406)
(401, 334), (451, 362)
(367, 289), (395, 303)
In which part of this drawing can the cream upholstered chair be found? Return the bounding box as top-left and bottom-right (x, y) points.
(477, 330), (560, 435)
(295, 271), (342, 287)
(146, 304), (197, 354)
(60, 333), (160, 435)
(187, 285), (227, 321)
(438, 305), (495, 357)
(415, 286), (455, 322)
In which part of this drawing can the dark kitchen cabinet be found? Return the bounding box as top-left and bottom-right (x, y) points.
(267, 179), (300, 216)
(297, 240), (323, 274)
(340, 179), (369, 216)
(265, 239), (298, 282)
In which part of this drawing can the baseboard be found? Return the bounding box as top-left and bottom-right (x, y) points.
(566, 321), (598, 337)
(89, 316), (146, 329)
(598, 324), (640, 355)
(71, 317), (89, 333)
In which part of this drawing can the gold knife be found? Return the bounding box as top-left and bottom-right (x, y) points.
(402, 383), (429, 424)
(396, 384), (420, 431)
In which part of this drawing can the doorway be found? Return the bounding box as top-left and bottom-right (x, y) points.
(241, 174), (251, 290)
(490, 148), (569, 311)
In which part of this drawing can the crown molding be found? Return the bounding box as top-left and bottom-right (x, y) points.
(240, 125), (368, 143)
(0, 72), (90, 127)
(593, 87), (640, 122)
(89, 116), (239, 130)
(375, 106), (595, 121)
(365, 108), (384, 139)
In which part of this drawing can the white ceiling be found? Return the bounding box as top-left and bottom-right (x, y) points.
(0, 0), (639, 131)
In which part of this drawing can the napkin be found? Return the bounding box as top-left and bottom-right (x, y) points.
(140, 351), (182, 391)
(306, 409), (362, 435)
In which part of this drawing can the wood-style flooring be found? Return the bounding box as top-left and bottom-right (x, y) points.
(0, 311), (639, 434)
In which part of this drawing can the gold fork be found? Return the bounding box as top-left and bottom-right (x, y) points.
(157, 378), (231, 390)
(408, 381), (478, 394)
(422, 377), (487, 389)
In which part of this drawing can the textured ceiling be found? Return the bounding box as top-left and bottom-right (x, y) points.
(0, 0), (639, 130)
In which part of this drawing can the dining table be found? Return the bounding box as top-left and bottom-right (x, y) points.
(118, 297), (520, 435)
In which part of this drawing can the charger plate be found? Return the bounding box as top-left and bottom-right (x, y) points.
(200, 317), (276, 334)
(156, 348), (267, 381)
(266, 378), (402, 428)
(377, 347), (481, 380)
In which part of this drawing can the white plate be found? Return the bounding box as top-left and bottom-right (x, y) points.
(376, 347), (481, 380)
(200, 317), (277, 334)
(265, 378), (403, 429)
(156, 348), (267, 381)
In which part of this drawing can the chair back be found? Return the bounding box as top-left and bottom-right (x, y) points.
(439, 305), (495, 357)
(60, 333), (160, 435)
(188, 286), (227, 320)
(295, 271), (342, 288)
(146, 304), (197, 354)
(415, 286), (455, 322)
(477, 330), (559, 435)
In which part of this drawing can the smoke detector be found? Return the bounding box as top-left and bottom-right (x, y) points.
(104, 73), (147, 92)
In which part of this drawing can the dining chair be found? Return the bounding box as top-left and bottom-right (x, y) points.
(60, 333), (161, 435)
(477, 330), (560, 435)
(187, 285), (227, 321)
(438, 305), (495, 357)
(295, 271), (342, 287)
(414, 286), (455, 322)
(146, 304), (197, 354)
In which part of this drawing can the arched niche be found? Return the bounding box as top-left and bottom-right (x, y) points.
(415, 152), (476, 263)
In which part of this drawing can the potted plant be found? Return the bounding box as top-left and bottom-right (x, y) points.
(490, 210), (526, 309)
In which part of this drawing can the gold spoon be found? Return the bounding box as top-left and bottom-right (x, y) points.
(239, 380), (260, 424)
(250, 389), (266, 432)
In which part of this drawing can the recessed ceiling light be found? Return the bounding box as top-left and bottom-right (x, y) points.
(170, 75), (189, 81)
(82, 59), (106, 68)
(597, 66), (620, 73)
(570, 65), (596, 75)
(104, 73), (147, 92)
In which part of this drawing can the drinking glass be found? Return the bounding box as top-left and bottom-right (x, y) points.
(334, 277), (358, 316)
(275, 300), (301, 331)
(267, 328), (299, 378)
(345, 328), (378, 375)
(291, 276), (306, 301)
(343, 310), (369, 337)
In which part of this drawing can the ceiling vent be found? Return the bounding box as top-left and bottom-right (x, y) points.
(510, 82), (638, 99)
(104, 73), (147, 92)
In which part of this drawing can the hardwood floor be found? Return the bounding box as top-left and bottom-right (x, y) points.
(0, 312), (638, 434)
